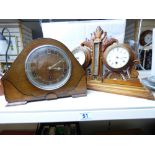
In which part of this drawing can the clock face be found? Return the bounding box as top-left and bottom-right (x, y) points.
(104, 45), (132, 71)
(140, 30), (152, 46)
(25, 45), (72, 90)
(144, 33), (152, 45)
(72, 49), (86, 66)
(72, 46), (91, 68)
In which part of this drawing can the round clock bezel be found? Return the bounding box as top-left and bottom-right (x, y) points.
(140, 30), (152, 46)
(103, 43), (134, 72)
(72, 46), (91, 68)
(25, 44), (72, 91)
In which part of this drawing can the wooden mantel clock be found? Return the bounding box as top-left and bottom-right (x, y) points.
(77, 26), (154, 100)
(1, 38), (87, 105)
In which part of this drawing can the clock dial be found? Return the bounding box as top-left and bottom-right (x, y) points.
(72, 49), (85, 65)
(25, 45), (72, 90)
(104, 44), (133, 72)
(140, 30), (152, 46)
(106, 47), (130, 69)
(144, 33), (152, 45)
(72, 46), (91, 68)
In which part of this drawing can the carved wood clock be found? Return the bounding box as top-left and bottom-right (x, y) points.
(74, 26), (154, 100)
(1, 38), (87, 105)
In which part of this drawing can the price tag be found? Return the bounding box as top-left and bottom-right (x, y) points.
(80, 112), (91, 120)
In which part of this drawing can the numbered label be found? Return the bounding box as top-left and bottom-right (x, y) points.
(80, 112), (91, 120)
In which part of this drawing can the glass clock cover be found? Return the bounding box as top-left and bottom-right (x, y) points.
(25, 45), (72, 90)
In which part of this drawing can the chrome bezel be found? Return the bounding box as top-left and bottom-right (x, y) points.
(25, 45), (72, 90)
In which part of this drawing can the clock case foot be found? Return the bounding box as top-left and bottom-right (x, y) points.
(2, 75), (87, 105)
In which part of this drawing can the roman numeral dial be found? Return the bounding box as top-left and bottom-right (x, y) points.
(103, 44), (133, 72)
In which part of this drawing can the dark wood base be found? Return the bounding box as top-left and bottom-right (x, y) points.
(87, 79), (155, 100)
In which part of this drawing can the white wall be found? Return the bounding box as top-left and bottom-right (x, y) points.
(41, 20), (126, 51)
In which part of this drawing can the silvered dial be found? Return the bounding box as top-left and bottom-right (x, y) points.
(106, 47), (130, 69)
(72, 49), (86, 65)
(72, 46), (91, 69)
(25, 45), (72, 90)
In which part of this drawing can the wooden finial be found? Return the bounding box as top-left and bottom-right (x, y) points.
(95, 26), (103, 39)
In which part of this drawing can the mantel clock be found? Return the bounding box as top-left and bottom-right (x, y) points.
(1, 38), (87, 105)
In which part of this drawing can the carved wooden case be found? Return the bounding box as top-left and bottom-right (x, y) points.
(2, 38), (87, 104)
(81, 26), (154, 100)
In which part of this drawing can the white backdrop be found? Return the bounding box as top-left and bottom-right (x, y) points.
(41, 20), (126, 51)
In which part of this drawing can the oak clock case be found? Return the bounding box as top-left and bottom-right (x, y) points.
(1, 38), (87, 104)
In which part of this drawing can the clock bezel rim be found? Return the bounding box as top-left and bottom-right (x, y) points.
(72, 46), (92, 68)
(103, 43), (134, 72)
(140, 30), (152, 46)
(25, 44), (72, 91)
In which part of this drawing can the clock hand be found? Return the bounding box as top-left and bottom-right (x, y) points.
(48, 59), (63, 70)
(116, 56), (127, 60)
(52, 67), (63, 70)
